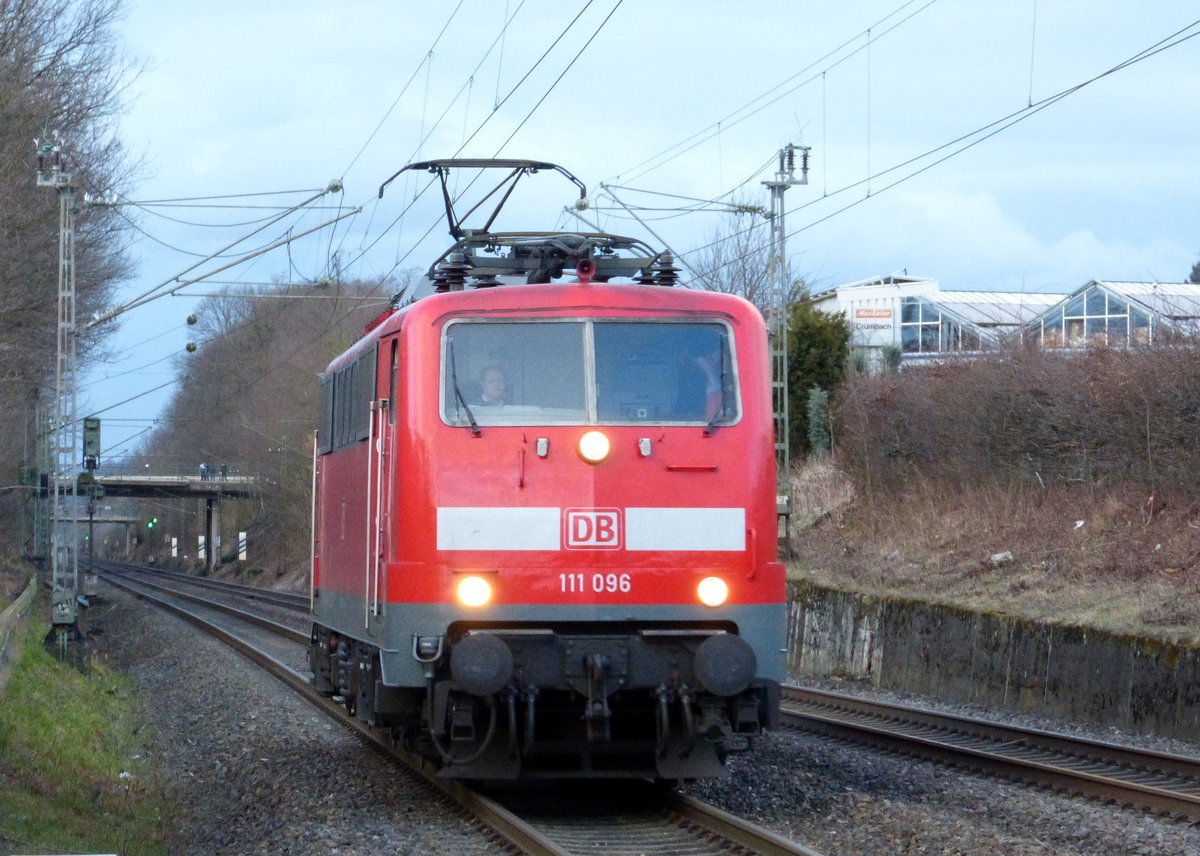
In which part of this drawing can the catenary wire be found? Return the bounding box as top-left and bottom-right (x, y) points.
(94, 187), (346, 323)
(326, 0), (544, 276)
(339, 0), (468, 179)
(614, 0), (939, 185)
(487, 0), (625, 157)
(685, 18), (1200, 279)
(336, 2), (602, 282)
(397, 0), (622, 276)
(327, 0), (532, 269)
(779, 20), (1200, 241)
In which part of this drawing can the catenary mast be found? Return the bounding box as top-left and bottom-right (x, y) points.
(36, 138), (85, 656)
(762, 143), (810, 549)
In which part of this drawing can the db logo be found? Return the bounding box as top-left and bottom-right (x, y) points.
(563, 508), (623, 550)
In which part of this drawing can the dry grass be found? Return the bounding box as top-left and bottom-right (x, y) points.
(790, 456), (856, 529)
(0, 556), (32, 606)
(786, 461), (1200, 644)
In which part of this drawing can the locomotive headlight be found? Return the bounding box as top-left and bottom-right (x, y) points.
(697, 576), (729, 607)
(457, 575), (493, 607)
(578, 430), (610, 463)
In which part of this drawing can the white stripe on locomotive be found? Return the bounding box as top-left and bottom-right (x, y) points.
(435, 506), (746, 551)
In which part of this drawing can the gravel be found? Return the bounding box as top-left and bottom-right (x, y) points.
(686, 678), (1200, 856)
(88, 585), (502, 856)
(90, 584), (1200, 856)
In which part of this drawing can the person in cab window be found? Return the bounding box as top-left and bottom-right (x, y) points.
(474, 364), (508, 406)
(676, 343), (723, 421)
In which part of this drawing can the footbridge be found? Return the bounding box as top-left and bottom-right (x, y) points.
(80, 471), (259, 499)
(76, 468), (262, 571)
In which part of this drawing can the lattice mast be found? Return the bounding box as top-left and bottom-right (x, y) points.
(762, 144), (810, 535)
(36, 139), (81, 633)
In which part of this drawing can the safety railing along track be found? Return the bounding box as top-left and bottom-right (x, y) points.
(0, 575), (39, 674)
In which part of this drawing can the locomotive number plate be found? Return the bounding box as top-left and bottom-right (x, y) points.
(559, 572), (632, 594)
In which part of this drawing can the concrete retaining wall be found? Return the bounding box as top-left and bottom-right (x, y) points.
(787, 580), (1200, 739)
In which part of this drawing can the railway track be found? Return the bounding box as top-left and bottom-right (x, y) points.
(782, 685), (1200, 822)
(94, 562), (823, 856)
(99, 561), (309, 611)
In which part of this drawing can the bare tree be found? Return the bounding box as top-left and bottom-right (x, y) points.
(0, 0), (136, 551)
(687, 200), (806, 313)
(687, 202), (847, 459)
(135, 278), (399, 575)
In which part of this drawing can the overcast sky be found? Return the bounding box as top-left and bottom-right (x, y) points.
(86, 0), (1200, 460)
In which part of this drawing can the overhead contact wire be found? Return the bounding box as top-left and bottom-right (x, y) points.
(340, 0), (467, 179)
(615, 0), (938, 184)
(692, 19), (1200, 278)
(341, 1), (597, 279)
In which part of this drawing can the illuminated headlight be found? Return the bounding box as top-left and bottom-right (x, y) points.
(457, 576), (493, 607)
(578, 430), (611, 463)
(697, 576), (729, 607)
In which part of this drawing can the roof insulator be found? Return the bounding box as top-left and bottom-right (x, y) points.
(438, 251), (470, 291)
(652, 252), (681, 287)
(473, 273), (500, 288)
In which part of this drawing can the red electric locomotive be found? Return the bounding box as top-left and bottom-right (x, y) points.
(309, 160), (785, 779)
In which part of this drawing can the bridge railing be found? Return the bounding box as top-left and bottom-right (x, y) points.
(95, 464), (250, 481)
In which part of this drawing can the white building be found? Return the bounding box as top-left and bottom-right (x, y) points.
(813, 275), (1065, 369)
(1025, 280), (1200, 349)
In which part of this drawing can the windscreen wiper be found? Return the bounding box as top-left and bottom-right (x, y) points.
(703, 333), (729, 437)
(447, 337), (480, 436)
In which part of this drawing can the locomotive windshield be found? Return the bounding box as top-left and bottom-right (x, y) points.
(442, 320), (739, 427)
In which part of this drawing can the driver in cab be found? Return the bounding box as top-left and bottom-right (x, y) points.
(474, 365), (508, 406)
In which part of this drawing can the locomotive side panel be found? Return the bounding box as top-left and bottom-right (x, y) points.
(312, 344), (377, 605)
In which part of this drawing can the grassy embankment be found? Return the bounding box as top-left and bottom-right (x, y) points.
(0, 591), (169, 855)
(786, 459), (1200, 644)
(784, 344), (1200, 645)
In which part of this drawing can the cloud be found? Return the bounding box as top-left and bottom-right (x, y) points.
(806, 189), (1193, 292)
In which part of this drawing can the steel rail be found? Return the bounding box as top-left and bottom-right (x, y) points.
(96, 569), (826, 855)
(96, 568), (572, 855)
(667, 792), (825, 856)
(101, 560), (308, 610)
(95, 562), (307, 643)
(783, 686), (1200, 821)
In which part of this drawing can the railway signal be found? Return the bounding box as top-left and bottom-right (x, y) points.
(83, 416), (100, 469)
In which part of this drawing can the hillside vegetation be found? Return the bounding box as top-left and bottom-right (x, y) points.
(791, 342), (1200, 645)
(0, 0), (135, 550)
(119, 281), (395, 582)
